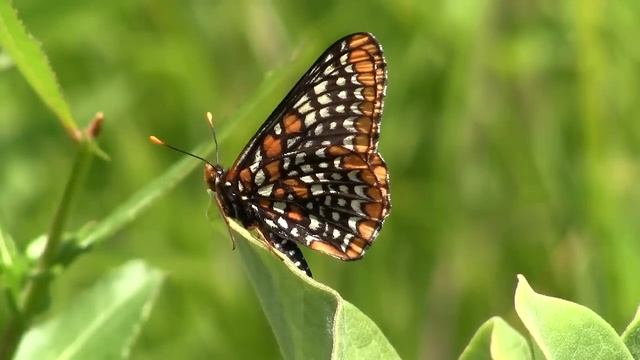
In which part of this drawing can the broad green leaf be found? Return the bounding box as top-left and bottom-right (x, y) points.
(0, 0), (77, 137)
(514, 274), (633, 360)
(15, 260), (164, 360)
(223, 213), (400, 360)
(459, 316), (532, 360)
(622, 307), (640, 358)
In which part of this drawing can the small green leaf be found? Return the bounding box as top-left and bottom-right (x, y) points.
(0, 221), (18, 272)
(622, 307), (640, 358)
(0, 0), (78, 137)
(223, 214), (400, 360)
(459, 316), (532, 360)
(514, 274), (633, 360)
(15, 260), (164, 360)
(333, 301), (402, 359)
(0, 221), (27, 299)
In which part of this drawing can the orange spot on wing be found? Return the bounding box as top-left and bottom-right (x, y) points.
(357, 73), (375, 86)
(292, 185), (309, 198)
(373, 165), (387, 184)
(258, 198), (271, 209)
(361, 87), (376, 102)
(364, 202), (383, 219)
(342, 154), (367, 169)
(263, 134), (282, 158)
(355, 117), (372, 134)
(359, 101), (374, 116)
(367, 187), (382, 201)
(283, 113), (302, 133)
(357, 220), (376, 239)
(354, 134), (370, 153)
(287, 210), (304, 222)
(309, 240), (349, 260)
(359, 170), (376, 185)
(349, 34), (371, 49)
(349, 49), (370, 63)
(348, 237), (368, 253)
(361, 43), (378, 54)
(239, 168), (252, 184)
(355, 61), (374, 73)
(273, 187), (285, 199)
(327, 145), (350, 156)
(264, 160), (281, 181)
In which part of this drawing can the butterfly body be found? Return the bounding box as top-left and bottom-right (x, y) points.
(206, 33), (390, 277)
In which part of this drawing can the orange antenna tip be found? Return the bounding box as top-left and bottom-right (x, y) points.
(149, 135), (165, 145)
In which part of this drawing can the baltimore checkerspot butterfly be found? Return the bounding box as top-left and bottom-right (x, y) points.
(151, 32), (390, 277)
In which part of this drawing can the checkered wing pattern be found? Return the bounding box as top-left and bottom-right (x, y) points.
(225, 32), (389, 260)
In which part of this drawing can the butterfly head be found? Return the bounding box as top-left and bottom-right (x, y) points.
(204, 163), (224, 192)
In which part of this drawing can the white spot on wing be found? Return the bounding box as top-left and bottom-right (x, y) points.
(314, 81), (328, 94)
(311, 184), (323, 195)
(255, 170), (266, 186)
(309, 215), (321, 230)
(294, 94), (309, 109)
(258, 184), (274, 197)
(299, 102), (313, 114)
(274, 202), (286, 213)
(277, 217), (289, 229)
(348, 217), (358, 232)
(304, 112), (316, 127)
(295, 152), (306, 165)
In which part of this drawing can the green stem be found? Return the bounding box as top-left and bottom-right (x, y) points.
(0, 139), (93, 359)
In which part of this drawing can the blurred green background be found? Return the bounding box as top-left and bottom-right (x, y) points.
(2, 0), (640, 358)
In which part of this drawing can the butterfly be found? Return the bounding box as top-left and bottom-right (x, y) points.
(154, 33), (390, 277)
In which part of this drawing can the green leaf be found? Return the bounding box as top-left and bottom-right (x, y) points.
(514, 274), (633, 360)
(459, 316), (532, 360)
(222, 213), (400, 360)
(0, 0), (78, 137)
(14, 260), (164, 360)
(622, 307), (640, 358)
(0, 221), (27, 298)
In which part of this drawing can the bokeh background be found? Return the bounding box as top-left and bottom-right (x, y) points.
(2, 0), (640, 358)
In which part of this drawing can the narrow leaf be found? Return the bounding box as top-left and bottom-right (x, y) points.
(459, 317), (532, 360)
(224, 214), (400, 360)
(0, 221), (18, 271)
(15, 260), (164, 360)
(622, 307), (640, 358)
(0, 0), (78, 137)
(514, 274), (633, 360)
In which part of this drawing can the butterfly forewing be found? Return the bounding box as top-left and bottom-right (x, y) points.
(223, 32), (389, 264)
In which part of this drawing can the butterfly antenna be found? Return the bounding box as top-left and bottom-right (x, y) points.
(149, 135), (215, 167)
(206, 112), (220, 166)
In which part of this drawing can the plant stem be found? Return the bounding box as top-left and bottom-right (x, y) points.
(0, 139), (93, 359)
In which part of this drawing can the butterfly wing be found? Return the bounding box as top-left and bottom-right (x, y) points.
(225, 32), (389, 260)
